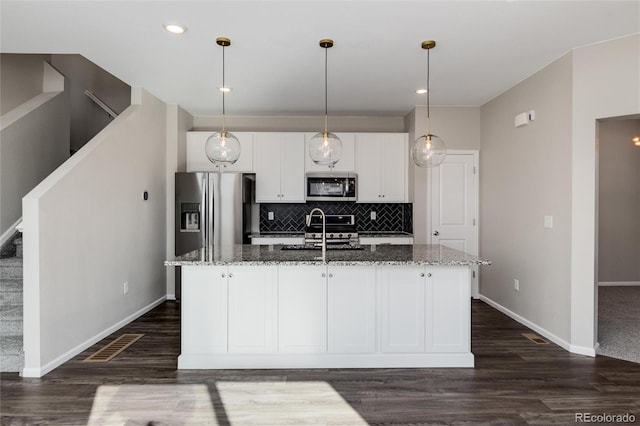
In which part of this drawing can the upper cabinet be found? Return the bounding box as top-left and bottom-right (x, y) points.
(254, 133), (305, 203)
(355, 133), (408, 202)
(304, 132), (356, 173)
(186, 131), (254, 173)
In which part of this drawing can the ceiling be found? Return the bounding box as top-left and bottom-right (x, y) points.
(1, 1), (638, 117)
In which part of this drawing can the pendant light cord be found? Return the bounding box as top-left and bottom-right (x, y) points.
(324, 46), (328, 134)
(426, 46), (431, 135)
(222, 44), (226, 133)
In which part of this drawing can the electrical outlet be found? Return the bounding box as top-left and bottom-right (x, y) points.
(123, 281), (129, 294)
(371, 211), (377, 220)
(268, 211), (274, 221)
(514, 279), (519, 292)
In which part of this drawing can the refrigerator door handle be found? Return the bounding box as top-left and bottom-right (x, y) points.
(212, 173), (221, 246)
(201, 174), (207, 248)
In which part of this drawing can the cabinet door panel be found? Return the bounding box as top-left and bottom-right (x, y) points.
(280, 133), (305, 202)
(278, 265), (327, 353)
(328, 266), (376, 353)
(254, 133), (284, 202)
(228, 266), (277, 353)
(181, 266), (228, 354)
(355, 134), (383, 202)
(426, 267), (470, 353)
(380, 134), (407, 202)
(380, 266), (425, 353)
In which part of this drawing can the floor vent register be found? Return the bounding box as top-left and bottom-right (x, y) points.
(83, 334), (144, 362)
(522, 333), (550, 345)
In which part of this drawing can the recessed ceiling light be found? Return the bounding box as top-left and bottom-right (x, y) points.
(164, 23), (187, 34)
(218, 87), (232, 92)
(416, 89), (428, 94)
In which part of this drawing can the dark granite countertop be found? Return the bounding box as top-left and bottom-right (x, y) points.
(165, 244), (490, 267)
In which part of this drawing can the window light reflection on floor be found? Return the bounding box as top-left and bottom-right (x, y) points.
(87, 382), (368, 425)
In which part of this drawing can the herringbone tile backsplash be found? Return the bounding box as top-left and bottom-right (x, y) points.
(259, 202), (412, 233)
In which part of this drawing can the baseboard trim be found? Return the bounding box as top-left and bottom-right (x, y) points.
(21, 296), (166, 378)
(478, 295), (594, 357)
(598, 281), (640, 287)
(166, 293), (176, 301)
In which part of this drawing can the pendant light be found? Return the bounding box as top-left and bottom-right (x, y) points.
(205, 37), (241, 166)
(411, 40), (446, 168)
(309, 39), (343, 168)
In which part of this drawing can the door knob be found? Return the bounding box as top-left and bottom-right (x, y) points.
(433, 230), (439, 236)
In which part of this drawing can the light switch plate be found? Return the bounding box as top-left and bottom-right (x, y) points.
(544, 215), (553, 228)
(370, 211), (377, 220)
(515, 112), (529, 128)
(268, 211), (274, 221)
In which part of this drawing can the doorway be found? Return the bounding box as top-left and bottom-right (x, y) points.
(427, 150), (479, 298)
(596, 117), (640, 363)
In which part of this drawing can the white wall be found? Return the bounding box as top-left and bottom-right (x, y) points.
(0, 54), (49, 115)
(50, 54), (131, 152)
(165, 105), (193, 298)
(598, 119), (640, 283)
(0, 61), (69, 236)
(571, 34), (640, 352)
(479, 53), (573, 345)
(194, 115), (405, 133)
(22, 88), (168, 377)
(408, 106), (481, 244)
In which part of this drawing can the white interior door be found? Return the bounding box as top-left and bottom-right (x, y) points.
(429, 151), (479, 298)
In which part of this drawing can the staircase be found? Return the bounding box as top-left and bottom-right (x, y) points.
(0, 236), (24, 373)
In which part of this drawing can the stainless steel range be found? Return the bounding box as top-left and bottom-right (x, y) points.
(304, 214), (359, 247)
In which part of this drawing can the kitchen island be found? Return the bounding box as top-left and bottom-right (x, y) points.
(166, 244), (490, 369)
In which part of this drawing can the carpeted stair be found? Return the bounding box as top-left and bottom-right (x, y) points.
(1, 237), (24, 373)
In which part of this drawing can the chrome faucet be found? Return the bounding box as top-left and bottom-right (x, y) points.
(306, 208), (326, 262)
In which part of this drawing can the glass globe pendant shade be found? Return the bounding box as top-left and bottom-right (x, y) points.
(309, 131), (343, 167)
(411, 133), (446, 168)
(205, 131), (241, 165)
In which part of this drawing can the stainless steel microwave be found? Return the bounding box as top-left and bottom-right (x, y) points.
(306, 172), (357, 201)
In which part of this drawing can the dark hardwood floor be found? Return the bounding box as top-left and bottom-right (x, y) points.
(2, 300), (639, 425)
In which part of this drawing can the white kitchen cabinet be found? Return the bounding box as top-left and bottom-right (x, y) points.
(186, 131), (254, 173)
(380, 265), (426, 353)
(327, 266), (376, 353)
(254, 133), (305, 202)
(278, 265), (327, 353)
(181, 266), (228, 354)
(227, 265), (277, 353)
(355, 133), (408, 202)
(425, 266), (471, 353)
(380, 265), (471, 355)
(178, 261), (475, 369)
(304, 132), (356, 173)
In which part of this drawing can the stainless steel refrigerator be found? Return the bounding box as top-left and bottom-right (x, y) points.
(174, 172), (254, 300)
